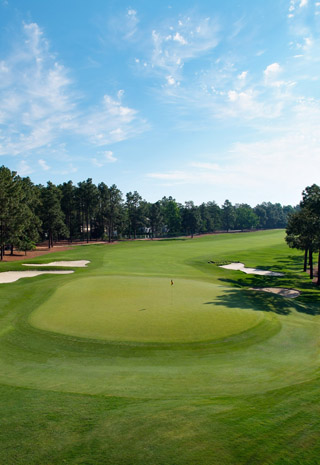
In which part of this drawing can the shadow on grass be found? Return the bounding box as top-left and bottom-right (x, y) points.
(204, 289), (292, 315)
(276, 254), (305, 270)
(214, 276), (320, 316)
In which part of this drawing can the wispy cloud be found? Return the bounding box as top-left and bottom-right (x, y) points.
(288, 0), (308, 18)
(76, 92), (148, 146)
(146, 97), (320, 204)
(38, 159), (50, 171)
(92, 150), (117, 167)
(124, 9), (139, 39)
(128, 4), (319, 130)
(17, 160), (33, 176)
(0, 22), (148, 160)
(138, 14), (220, 86)
(0, 22), (75, 156)
(107, 7), (140, 42)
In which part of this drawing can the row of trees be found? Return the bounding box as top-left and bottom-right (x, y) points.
(286, 184), (320, 284)
(0, 165), (297, 260)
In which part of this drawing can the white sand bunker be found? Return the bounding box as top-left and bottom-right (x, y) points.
(22, 260), (90, 268)
(0, 270), (74, 284)
(220, 262), (284, 276)
(250, 287), (300, 299)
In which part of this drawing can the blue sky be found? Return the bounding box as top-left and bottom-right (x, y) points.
(0, 0), (319, 206)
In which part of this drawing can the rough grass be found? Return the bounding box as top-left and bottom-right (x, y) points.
(0, 230), (320, 464)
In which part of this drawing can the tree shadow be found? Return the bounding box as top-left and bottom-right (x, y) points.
(214, 278), (320, 316)
(204, 289), (292, 315)
(276, 255), (304, 269)
(217, 264), (317, 291)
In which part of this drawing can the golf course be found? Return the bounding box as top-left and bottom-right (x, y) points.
(0, 229), (319, 464)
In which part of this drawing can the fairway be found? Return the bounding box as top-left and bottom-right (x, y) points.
(0, 230), (320, 465)
(29, 276), (264, 342)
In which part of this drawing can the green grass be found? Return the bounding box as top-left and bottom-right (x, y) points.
(30, 276), (265, 343)
(0, 230), (320, 464)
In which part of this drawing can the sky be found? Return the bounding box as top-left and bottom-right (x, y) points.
(0, 0), (319, 207)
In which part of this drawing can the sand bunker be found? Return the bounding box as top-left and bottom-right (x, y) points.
(22, 260), (90, 268)
(220, 262), (284, 276)
(0, 270), (74, 284)
(250, 287), (300, 298)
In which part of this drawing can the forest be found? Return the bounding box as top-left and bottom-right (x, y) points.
(0, 165), (297, 259)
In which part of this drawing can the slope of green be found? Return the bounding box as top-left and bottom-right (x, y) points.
(0, 230), (319, 464)
(29, 276), (265, 343)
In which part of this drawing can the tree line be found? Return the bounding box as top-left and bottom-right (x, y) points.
(286, 184), (320, 285)
(0, 165), (297, 260)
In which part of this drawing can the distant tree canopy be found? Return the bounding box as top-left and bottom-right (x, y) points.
(0, 165), (298, 260)
(286, 184), (320, 284)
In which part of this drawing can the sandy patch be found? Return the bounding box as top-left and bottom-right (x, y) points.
(0, 270), (74, 284)
(250, 287), (300, 298)
(220, 262), (284, 276)
(22, 260), (90, 268)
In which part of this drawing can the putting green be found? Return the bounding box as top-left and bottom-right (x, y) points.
(29, 276), (265, 343)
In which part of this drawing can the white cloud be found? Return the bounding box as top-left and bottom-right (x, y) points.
(17, 160), (33, 176)
(0, 22), (148, 158)
(222, 88), (283, 119)
(124, 8), (139, 39)
(38, 159), (50, 170)
(0, 22), (75, 156)
(238, 71), (248, 80)
(59, 163), (78, 175)
(288, 0), (297, 17)
(146, 98), (320, 204)
(92, 150), (117, 167)
(92, 158), (103, 168)
(148, 14), (219, 85)
(166, 75), (176, 85)
(77, 92), (147, 146)
(299, 0), (308, 7)
(173, 32), (187, 45)
(104, 150), (117, 162)
(303, 36), (313, 48)
(263, 63), (287, 88)
(108, 8), (139, 41)
(264, 62), (282, 78)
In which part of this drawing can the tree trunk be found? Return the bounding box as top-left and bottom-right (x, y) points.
(10, 244), (14, 255)
(304, 248), (308, 272)
(317, 251), (320, 286)
(86, 212), (89, 243)
(108, 222), (112, 243)
(309, 248), (313, 279)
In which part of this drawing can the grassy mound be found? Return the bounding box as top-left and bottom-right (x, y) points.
(29, 276), (264, 343)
